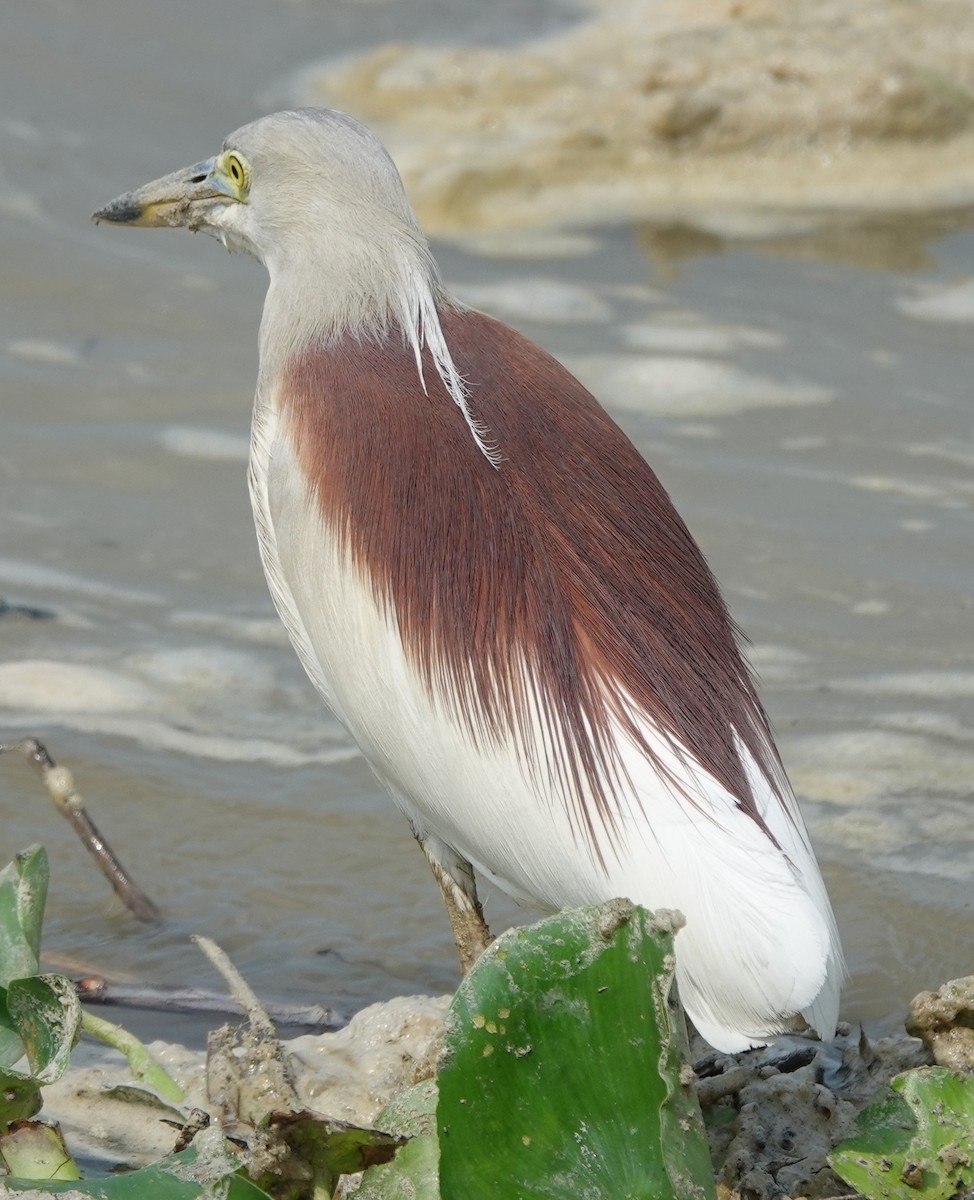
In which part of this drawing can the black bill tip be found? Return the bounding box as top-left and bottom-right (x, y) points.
(91, 196), (145, 225)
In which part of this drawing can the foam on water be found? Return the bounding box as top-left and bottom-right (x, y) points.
(850, 474), (974, 509)
(157, 426), (251, 462)
(877, 711), (974, 740)
(0, 188), (42, 222)
(169, 610), (291, 647)
(0, 559), (164, 606)
(833, 670), (974, 699)
(126, 644), (278, 692)
(789, 728), (974, 868)
(906, 441), (974, 471)
(745, 643), (812, 683)
(566, 354), (833, 416)
(454, 279), (613, 325)
(0, 649), (356, 768)
(6, 339), (82, 365)
(779, 435), (828, 452)
(670, 422), (721, 440)
(850, 599), (892, 617)
(897, 278), (974, 323)
(620, 319), (784, 355)
(0, 661), (152, 714)
(46, 715), (355, 767)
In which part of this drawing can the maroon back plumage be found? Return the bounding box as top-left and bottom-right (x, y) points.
(282, 306), (785, 857)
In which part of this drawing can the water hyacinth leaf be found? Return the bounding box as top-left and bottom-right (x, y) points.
(6, 974), (81, 1084)
(356, 1079), (440, 1200)
(223, 1177), (276, 1199)
(375, 1077), (439, 1140)
(354, 1132), (439, 1200)
(830, 1066), (974, 1200)
(2, 1143), (274, 1197)
(0, 1119), (80, 1181)
(437, 900), (716, 1200)
(0, 846), (48, 986)
(263, 1107), (406, 1195)
(0, 984), (27, 1070)
(0, 1075), (42, 1124)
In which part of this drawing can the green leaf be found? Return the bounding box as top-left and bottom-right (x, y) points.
(0, 846), (48, 986)
(0, 1119), (80, 1180)
(357, 1080), (440, 1200)
(830, 1066), (974, 1200)
(262, 1107), (406, 1196)
(0, 1074), (42, 1124)
(226, 1178), (277, 1199)
(6, 974), (81, 1084)
(0, 984), (28, 1070)
(377, 1078), (439, 1139)
(0, 849), (52, 1076)
(437, 900), (716, 1200)
(357, 1131), (439, 1200)
(3, 1143), (274, 1197)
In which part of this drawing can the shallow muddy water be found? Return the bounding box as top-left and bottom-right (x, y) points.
(1, 1), (972, 1045)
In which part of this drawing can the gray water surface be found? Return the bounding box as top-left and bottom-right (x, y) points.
(2, 1), (972, 1042)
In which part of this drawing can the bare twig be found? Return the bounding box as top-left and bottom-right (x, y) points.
(192, 935), (278, 1037)
(74, 975), (343, 1030)
(0, 736), (161, 922)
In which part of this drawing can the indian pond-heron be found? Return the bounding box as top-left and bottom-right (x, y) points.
(93, 108), (843, 1052)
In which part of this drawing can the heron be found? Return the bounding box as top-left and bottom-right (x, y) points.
(93, 107), (842, 1053)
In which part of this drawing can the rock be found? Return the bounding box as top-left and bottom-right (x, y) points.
(906, 975), (974, 1071)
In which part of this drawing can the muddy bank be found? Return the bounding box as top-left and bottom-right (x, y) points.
(41, 988), (966, 1199)
(303, 0), (974, 235)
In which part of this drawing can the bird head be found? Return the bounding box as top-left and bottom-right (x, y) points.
(92, 107), (487, 452)
(92, 108), (427, 275)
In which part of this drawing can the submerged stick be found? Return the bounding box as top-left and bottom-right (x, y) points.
(0, 736), (161, 923)
(74, 975), (343, 1030)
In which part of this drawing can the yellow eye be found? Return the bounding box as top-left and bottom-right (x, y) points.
(224, 152), (249, 192)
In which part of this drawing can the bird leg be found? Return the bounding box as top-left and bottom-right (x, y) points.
(414, 832), (493, 973)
